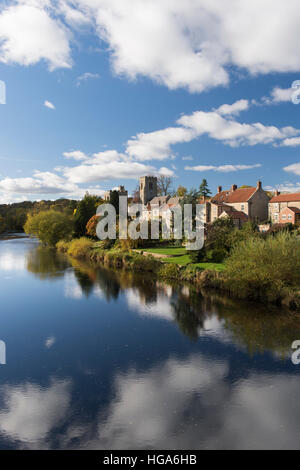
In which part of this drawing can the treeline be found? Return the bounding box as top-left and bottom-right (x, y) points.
(0, 198), (78, 233)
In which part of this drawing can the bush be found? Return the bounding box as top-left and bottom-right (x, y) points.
(224, 232), (300, 302)
(205, 248), (227, 263)
(67, 237), (94, 258)
(56, 240), (71, 253)
(24, 210), (74, 246)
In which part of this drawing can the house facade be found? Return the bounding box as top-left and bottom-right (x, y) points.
(204, 181), (269, 224)
(269, 192), (300, 224)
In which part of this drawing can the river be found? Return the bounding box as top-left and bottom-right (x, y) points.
(0, 235), (299, 449)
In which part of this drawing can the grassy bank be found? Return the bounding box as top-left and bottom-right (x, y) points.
(56, 234), (300, 312)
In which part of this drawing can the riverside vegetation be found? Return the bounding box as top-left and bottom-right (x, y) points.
(23, 193), (300, 312)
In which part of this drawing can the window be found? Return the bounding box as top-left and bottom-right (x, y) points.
(288, 214), (292, 219)
(241, 204), (245, 211)
(282, 214), (287, 219)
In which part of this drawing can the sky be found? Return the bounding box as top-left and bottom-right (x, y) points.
(1, 0), (300, 203)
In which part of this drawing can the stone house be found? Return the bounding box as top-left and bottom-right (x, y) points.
(269, 191), (300, 224)
(206, 181), (269, 223)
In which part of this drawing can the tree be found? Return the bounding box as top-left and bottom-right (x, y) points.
(132, 184), (140, 203)
(177, 185), (187, 197)
(24, 210), (74, 246)
(157, 176), (172, 196)
(0, 215), (6, 234)
(74, 193), (102, 237)
(198, 179), (211, 198)
(86, 215), (100, 238)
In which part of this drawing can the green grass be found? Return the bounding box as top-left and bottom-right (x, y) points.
(162, 254), (225, 271)
(165, 255), (191, 265)
(194, 262), (226, 272)
(140, 246), (186, 256)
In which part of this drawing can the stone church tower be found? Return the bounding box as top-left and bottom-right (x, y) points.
(139, 176), (157, 205)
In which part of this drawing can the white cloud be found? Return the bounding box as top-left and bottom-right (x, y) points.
(263, 86), (293, 105)
(0, 171), (106, 200)
(125, 100), (300, 161)
(126, 127), (196, 161)
(266, 182), (300, 193)
(44, 100), (56, 110)
(71, 0), (300, 93)
(185, 164), (262, 173)
(76, 72), (100, 86)
(63, 150), (87, 160)
(281, 137), (300, 147)
(0, 1), (72, 70)
(283, 163), (300, 176)
(2, 1), (300, 94)
(216, 99), (249, 116)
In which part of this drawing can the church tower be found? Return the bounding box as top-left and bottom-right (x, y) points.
(139, 176), (157, 205)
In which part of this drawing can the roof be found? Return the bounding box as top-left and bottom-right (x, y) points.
(282, 206), (300, 214)
(212, 187), (257, 204)
(269, 193), (300, 203)
(167, 196), (182, 206)
(220, 210), (248, 221)
(149, 196), (169, 205)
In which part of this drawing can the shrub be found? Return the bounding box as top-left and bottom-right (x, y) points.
(56, 240), (71, 253)
(24, 210), (74, 246)
(224, 232), (300, 302)
(205, 248), (227, 263)
(158, 263), (180, 280)
(67, 237), (94, 259)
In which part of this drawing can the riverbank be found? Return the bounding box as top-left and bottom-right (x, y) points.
(56, 237), (300, 312)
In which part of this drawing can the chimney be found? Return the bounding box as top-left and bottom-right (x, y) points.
(257, 180), (262, 190)
(275, 190), (280, 197)
(218, 186), (222, 193)
(231, 184), (237, 192)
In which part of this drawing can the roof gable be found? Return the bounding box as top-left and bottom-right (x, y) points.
(269, 193), (300, 203)
(212, 187), (257, 204)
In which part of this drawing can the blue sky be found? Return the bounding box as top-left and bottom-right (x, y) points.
(0, 0), (300, 203)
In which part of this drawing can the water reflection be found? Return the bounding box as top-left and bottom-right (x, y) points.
(0, 239), (299, 449)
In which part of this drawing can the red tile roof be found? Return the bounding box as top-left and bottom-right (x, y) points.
(212, 187), (257, 204)
(269, 193), (300, 203)
(220, 210), (248, 221)
(283, 206), (300, 214)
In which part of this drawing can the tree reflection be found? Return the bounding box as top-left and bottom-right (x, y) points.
(26, 246), (70, 279)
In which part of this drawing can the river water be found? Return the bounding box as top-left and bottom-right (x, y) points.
(0, 236), (299, 449)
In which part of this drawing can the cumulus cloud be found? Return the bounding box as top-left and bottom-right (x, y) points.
(216, 99), (249, 116)
(60, 150), (174, 183)
(185, 164), (262, 173)
(44, 100), (56, 110)
(263, 86), (293, 105)
(0, 1), (72, 70)
(281, 137), (300, 147)
(283, 163), (300, 176)
(63, 150), (88, 160)
(125, 100), (300, 161)
(2, 1), (300, 93)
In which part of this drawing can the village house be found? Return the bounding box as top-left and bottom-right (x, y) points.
(203, 181), (269, 224)
(269, 191), (300, 224)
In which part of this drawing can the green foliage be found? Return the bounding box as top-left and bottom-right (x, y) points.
(0, 198), (77, 233)
(109, 190), (120, 215)
(74, 193), (102, 237)
(67, 237), (94, 258)
(198, 178), (211, 198)
(56, 239), (71, 253)
(24, 210), (74, 246)
(224, 231), (300, 302)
